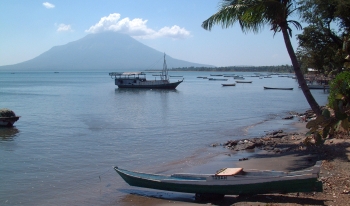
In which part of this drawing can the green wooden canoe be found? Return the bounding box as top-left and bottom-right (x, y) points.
(115, 161), (323, 197)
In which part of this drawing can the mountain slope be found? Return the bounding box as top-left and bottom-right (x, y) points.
(0, 32), (211, 71)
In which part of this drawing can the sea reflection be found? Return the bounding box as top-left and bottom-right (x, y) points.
(117, 189), (195, 205)
(0, 127), (19, 141)
(114, 88), (179, 94)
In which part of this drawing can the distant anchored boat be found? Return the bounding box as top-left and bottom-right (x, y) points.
(264, 87), (293, 90)
(208, 78), (228, 81)
(109, 54), (183, 89)
(0, 108), (20, 127)
(236, 80), (252, 83)
(222, 83), (236, 86)
(114, 161), (322, 200)
(233, 76), (245, 79)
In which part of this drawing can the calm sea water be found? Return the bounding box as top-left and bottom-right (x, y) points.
(0, 71), (328, 205)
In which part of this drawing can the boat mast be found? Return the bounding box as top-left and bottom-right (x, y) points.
(161, 53), (169, 81)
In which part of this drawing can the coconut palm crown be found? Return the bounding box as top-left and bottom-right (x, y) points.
(202, 0), (322, 115)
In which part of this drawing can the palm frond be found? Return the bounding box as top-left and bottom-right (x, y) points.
(202, 0), (301, 36)
(202, 4), (242, 31)
(288, 20), (302, 30)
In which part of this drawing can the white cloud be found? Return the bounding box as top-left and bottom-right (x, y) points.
(57, 24), (72, 32)
(156, 25), (191, 39)
(85, 13), (191, 40)
(43, 2), (55, 9)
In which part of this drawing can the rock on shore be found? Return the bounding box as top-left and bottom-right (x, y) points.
(221, 130), (305, 154)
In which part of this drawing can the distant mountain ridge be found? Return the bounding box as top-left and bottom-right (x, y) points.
(0, 32), (212, 71)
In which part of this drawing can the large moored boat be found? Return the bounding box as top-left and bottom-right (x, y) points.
(109, 54), (183, 89)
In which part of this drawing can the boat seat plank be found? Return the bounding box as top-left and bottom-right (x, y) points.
(216, 168), (243, 176)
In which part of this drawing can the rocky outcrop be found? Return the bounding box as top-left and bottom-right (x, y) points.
(219, 130), (305, 153)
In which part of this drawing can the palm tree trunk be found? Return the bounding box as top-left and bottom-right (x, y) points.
(281, 27), (322, 116)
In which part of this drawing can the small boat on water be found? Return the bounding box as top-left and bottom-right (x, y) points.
(170, 75), (183, 77)
(114, 161), (322, 198)
(264, 87), (293, 90)
(233, 76), (245, 79)
(109, 54), (183, 89)
(208, 78), (228, 81)
(0, 108), (20, 127)
(236, 81), (252, 83)
(222, 83), (236, 86)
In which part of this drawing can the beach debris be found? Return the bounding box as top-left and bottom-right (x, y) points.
(342, 190), (350, 194)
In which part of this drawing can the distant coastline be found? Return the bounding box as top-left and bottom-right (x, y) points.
(148, 65), (294, 73)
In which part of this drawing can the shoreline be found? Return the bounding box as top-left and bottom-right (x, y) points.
(216, 119), (318, 172)
(118, 111), (350, 205)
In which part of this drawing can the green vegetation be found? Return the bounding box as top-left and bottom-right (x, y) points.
(306, 72), (350, 144)
(329, 72), (350, 108)
(170, 65), (293, 73)
(297, 0), (350, 75)
(297, 0), (350, 145)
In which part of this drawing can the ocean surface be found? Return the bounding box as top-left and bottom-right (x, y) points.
(0, 71), (328, 205)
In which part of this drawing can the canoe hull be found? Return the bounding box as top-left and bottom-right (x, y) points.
(114, 164), (323, 195)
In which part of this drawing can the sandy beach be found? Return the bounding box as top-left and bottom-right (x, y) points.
(116, 118), (350, 206)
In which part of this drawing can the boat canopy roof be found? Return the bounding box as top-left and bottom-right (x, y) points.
(122, 72), (146, 76)
(109, 72), (146, 76)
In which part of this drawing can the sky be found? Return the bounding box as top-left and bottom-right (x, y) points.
(0, 0), (304, 67)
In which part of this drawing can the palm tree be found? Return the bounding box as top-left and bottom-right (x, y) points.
(202, 0), (322, 116)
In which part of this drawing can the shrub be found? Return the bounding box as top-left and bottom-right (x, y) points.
(305, 71), (350, 144)
(328, 71), (350, 110)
